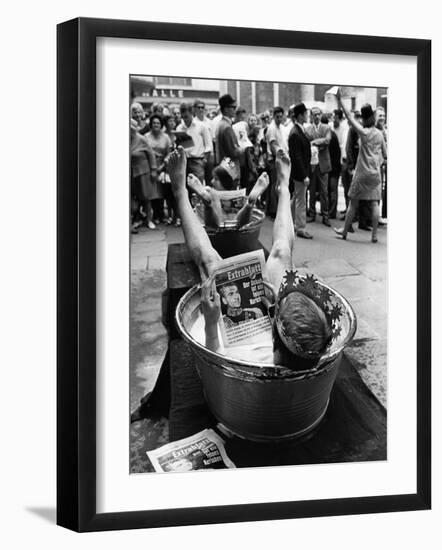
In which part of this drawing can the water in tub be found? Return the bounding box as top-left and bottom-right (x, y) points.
(190, 312), (274, 364)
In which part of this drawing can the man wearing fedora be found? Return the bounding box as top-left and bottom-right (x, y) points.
(288, 103), (313, 239)
(214, 94), (242, 184)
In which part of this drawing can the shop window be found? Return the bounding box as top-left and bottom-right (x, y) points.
(155, 77), (191, 86)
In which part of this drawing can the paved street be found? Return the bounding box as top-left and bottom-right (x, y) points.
(129, 192), (387, 470)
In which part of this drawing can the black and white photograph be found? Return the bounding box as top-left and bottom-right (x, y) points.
(1, 0), (437, 543)
(129, 74), (389, 471)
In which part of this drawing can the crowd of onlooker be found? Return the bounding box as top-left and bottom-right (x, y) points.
(130, 92), (387, 242)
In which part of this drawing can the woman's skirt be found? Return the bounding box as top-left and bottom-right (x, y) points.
(132, 172), (164, 201)
(348, 172), (382, 201)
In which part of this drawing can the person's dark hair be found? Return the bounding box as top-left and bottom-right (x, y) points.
(180, 101), (193, 113)
(213, 164), (235, 190)
(163, 115), (175, 131)
(278, 291), (332, 356)
(273, 106), (284, 117)
(149, 114), (164, 128)
(320, 114), (330, 124)
(360, 104), (375, 127)
(334, 108), (344, 120)
(248, 125), (260, 145)
(218, 94), (236, 112)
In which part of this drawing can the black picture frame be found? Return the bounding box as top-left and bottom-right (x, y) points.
(57, 17), (431, 532)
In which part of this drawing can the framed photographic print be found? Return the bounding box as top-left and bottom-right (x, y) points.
(57, 17), (431, 532)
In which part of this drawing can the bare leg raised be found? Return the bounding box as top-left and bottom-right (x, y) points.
(264, 153), (295, 292)
(236, 172), (270, 229)
(187, 174), (223, 229)
(169, 147), (221, 280)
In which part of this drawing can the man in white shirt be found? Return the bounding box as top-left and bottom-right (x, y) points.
(266, 107), (289, 158)
(193, 99), (215, 140)
(266, 106), (289, 216)
(177, 101), (213, 183)
(232, 106), (250, 147)
(193, 99), (216, 184)
(333, 108), (350, 215)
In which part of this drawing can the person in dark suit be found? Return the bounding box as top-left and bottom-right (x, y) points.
(288, 103), (313, 239)
(324, 113), (342, 220)
(306, 107), (332, 226)
(214, 94), (242, 185)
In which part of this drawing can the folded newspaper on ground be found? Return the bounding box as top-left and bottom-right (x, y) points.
(146, 428), (235, 472)
(214, 250), (272, 347)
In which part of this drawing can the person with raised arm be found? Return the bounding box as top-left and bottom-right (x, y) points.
(333, 87), (387, 243)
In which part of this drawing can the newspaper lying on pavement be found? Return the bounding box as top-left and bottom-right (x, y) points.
(214, 250), (272, 348)
(146, 428), (235, 472)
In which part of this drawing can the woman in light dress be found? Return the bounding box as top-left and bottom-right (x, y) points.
(333, 87), (387, 243)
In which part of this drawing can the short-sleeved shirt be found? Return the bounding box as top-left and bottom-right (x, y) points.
(266, 121), (288, 159)
(176, 118), (213, 159)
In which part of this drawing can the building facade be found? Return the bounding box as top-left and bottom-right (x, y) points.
(131, 76), (220, 112)
(224, 79), (387, 115)
(131, 75), (387, 116)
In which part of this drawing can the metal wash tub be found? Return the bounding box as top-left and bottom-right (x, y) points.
(175, 282), (357, 442)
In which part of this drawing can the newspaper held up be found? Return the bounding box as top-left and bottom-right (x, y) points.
(217, 188), (246, 223)
(214, 250), (272, 348)
(194, 188), (245, 227)
(146, 428), (235, 473)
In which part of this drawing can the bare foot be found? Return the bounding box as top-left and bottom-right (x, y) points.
(275, 151), (291, 189)
(187, 173), (212, 203)
(248, 172), (269, 205)
(168, 146), (187, 196)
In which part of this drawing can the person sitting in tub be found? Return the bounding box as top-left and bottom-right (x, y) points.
(168, 146), (339, 370)
(186, 156), (269, 230)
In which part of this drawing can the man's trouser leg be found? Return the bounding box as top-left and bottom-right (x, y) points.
(341, 162), (351, 210)
(308, 165), (318, 218)
(381, 164), (387, 219)
(358, 200), (372, 228)
(318, 170), (329, 221)
(328, 174), (338, 218)
(292, 179), (309, 233)
(204, 152), (214, 185)
(187, 158), (205, 184)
